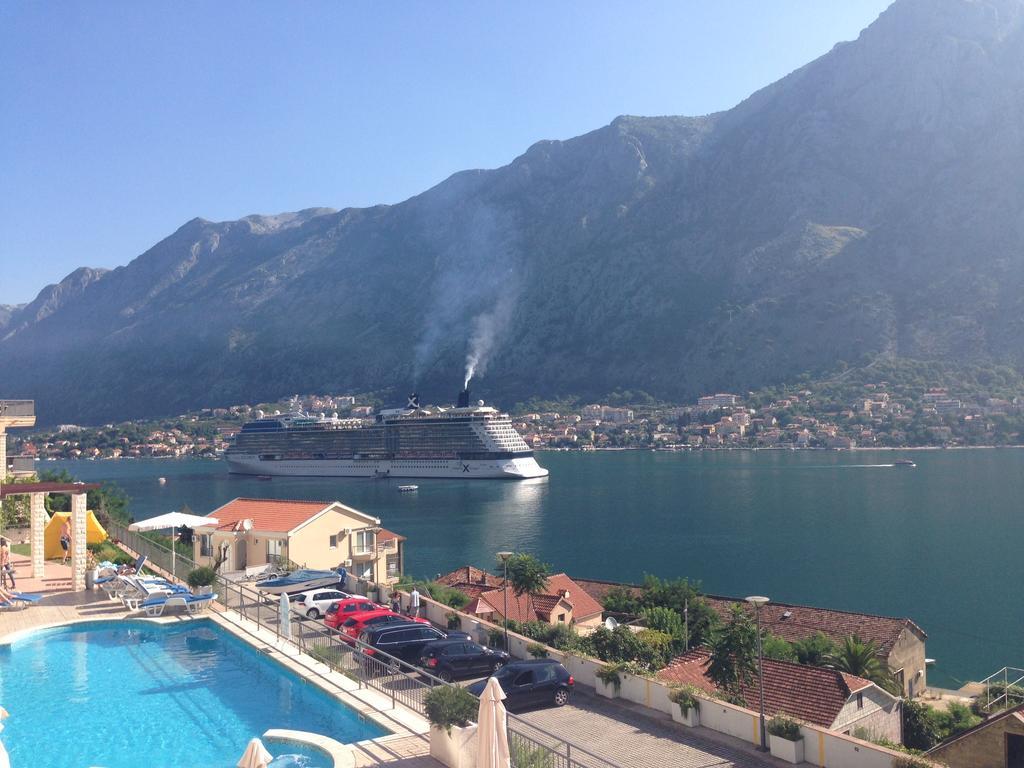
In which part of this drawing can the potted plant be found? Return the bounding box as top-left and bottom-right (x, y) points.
(595, 663), (624, 699)
(766, 714), (804, 764)
(186, 566), (217, 595)
(425, 686), (478, 768)
(668, 684), (701, 727)
(527, 641), (549, 659)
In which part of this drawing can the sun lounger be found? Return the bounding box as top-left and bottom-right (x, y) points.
(0, 592), (41, 609)
(139, 592), (217, 617)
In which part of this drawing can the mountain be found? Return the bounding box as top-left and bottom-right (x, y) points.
(5, 0), (1024, 424)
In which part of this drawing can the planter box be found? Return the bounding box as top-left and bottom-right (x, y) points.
(768, 734), (804, 764)
(595, 678), (620, 699)
(671, 702), (700, 727)
(429, 724), (478, 768)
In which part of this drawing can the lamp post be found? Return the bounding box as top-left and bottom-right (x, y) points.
(497, 551), (513, 653)
(746, 595), (770, 751)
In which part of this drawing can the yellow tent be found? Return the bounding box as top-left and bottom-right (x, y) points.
(44, 511), (108, 559)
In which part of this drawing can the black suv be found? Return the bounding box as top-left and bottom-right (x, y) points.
(358, 622), (471, 669)
(418, 639), (510, 681)
(467, 659), (574, 709)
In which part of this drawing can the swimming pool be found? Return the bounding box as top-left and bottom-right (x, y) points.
(0, 619), (387, 767)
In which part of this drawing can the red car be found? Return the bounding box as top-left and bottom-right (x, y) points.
(323, 597), (383, 630)
(339, 609), (429, 644)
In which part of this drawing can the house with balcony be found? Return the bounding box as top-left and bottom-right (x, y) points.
(191, 497), (405, 583)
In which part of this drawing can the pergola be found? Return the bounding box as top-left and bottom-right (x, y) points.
(0, 481), (100, 591)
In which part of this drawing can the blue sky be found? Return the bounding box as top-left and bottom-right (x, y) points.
(0, 1), (891, 304)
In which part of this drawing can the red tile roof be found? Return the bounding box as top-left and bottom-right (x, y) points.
(658, 649), (881, 728)
(436, 565), (503, 588)
(571, 577), (924, 655)
(478, 587), (540, 624)
(548, 573), (603, 620)
(437, 567), (603, 623)
(203, 498), (335, 533)
(378, 528), (406, 542)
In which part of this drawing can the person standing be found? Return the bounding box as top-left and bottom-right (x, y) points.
(390, 591), (401, 614)
(60, 516), (72, 566)
(410, 586), (421, 618)
(0, 537), (14, 589)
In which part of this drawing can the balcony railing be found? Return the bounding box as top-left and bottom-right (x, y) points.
(0, 401), (36, 421)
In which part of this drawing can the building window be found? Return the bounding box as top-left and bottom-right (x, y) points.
(199, 534), (212, 558)
(558, 613), (566, 623)
(354, 530), (375, 554)
(357, 561), (373, 580)
(857, 692), (863, 709)
(386, 554), (400, 578)
(329, 534), (338, 549)
(267, 538), (283, 562)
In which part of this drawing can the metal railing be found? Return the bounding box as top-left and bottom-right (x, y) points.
(979, 666), (1024, 713)
(107, 522), (623, 768)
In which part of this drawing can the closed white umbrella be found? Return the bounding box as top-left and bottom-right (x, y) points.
(0, 706), (10, 768)
(280, 591), (292, 640)
(236, 737), (273, 768)
(129, 511), (218, 580)
(476, 677), (511, 768)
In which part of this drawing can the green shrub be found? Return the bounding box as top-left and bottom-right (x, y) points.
(424, 686), (477, 735)
(186, 566), (217, 589)
(595, 663), (624, 692)
(891, 756), (934, 768)
(510, 741), (554, 768)
(668, 684), (701, 715)
(445, 611), (461, 629)
(527, 642), (549, 659)
(761, 633), (797, 662)
(487, 627), (505, 648)
(766, 714), (802, 741)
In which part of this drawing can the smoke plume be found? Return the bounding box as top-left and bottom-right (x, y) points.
(464, 293), (515, 388)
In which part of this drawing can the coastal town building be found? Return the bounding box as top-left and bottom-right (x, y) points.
(657, 649), (903, 741)
(573, 577), (928, 697)
(697, 393), (741, 411)
(192, 497), (405, 582)
(437, 565), (604, 631)
(927, 702), (1024, 768)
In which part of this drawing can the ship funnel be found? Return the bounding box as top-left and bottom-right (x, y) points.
(457, 388), (470, 408)
(407, 392), (421, 409)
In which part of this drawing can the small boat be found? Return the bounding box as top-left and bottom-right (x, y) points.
(255, 569), (342, 595)
(894, 459), (916, 468)
(398, 484), (419, 493)
(157, 477), (167, 485)
(255, 475), (273, 481)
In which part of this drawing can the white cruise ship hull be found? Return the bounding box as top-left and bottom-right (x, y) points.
(225, 454), (549, 479)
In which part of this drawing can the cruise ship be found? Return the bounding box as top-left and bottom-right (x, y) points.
(225, 389), (548, 479)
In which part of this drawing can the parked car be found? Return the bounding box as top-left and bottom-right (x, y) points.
(339, 609), (429, 644)
(295, 588), (350, 619)
(466, 659), (574, 709)
(418, 639), (509, 681)
(357, 622), (454, 669)
(324, 597), (383, 629)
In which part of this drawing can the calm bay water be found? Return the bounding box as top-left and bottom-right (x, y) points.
(43, 449), (1024, 688)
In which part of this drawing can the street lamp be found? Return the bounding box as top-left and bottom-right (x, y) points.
(746, 595), (770, 752)
(497, 551), (513, 653)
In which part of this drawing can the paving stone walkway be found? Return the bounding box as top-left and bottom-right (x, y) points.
(516, 688), (787, 768)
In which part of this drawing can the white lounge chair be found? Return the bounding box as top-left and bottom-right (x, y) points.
(140, 592), (217, 617)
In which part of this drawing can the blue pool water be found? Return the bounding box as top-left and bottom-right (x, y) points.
(0, 620), (386, 768)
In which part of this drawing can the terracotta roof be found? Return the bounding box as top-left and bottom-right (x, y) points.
(437, 565), (503, 588)
(532, 593), (563, 619)
(572, 576), (924, 655)
(548, 573), (604, 620)
(658, 649), (882, 728)
(202, 498), (335, 533)
(478, 587), (539, 624)
(378, 528), (406, 542)
(703, 595), (925, 655)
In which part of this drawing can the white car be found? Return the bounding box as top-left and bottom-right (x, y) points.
(295, 587), (350, 619)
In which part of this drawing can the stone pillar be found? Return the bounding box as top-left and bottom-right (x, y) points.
(71, 492), (88, 591)
(30, 492), (46, 579)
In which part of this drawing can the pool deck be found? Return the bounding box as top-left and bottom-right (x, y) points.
(0, 553), (442, 767)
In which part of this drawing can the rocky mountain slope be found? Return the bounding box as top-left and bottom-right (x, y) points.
(4, 0), (1024, 423)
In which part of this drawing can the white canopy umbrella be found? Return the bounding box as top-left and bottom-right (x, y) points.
(129, 511), (218, 580)
(237, 737), (273, 768)
(476, 677), (511, 768)
(280, 591), (292, 641)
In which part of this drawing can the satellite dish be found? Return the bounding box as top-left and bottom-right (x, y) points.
(605, 616), (619, 631)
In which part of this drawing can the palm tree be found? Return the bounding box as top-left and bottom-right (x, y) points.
(826, 635), (901, 694)
(705, 605), (757, 701)
(499, 553), (550, 595)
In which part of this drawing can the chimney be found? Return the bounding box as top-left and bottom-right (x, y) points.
(457, 387), (470, 408)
